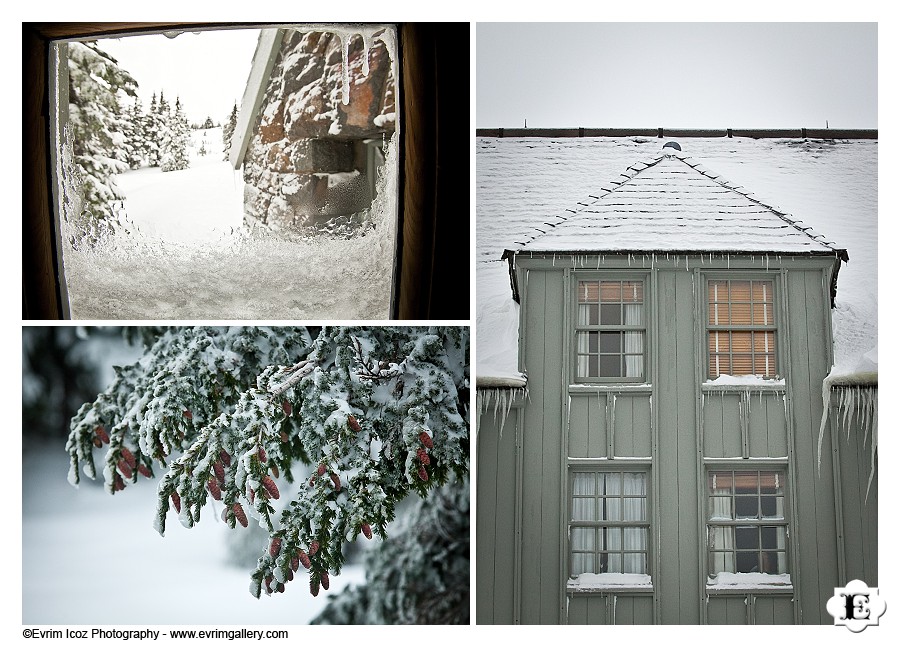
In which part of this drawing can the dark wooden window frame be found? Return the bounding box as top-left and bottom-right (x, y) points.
(23, 22), (469, 320)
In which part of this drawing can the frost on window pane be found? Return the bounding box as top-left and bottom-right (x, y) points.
(54, 26), (398, 320)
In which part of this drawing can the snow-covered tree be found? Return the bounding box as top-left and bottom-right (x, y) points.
(66, 327), (469, 601)
(312, 476), (469, 624)
(144, 93), (162, 167)
(122, 97), (147, 169)
(160, 97), (191, 172)
(222, 102), (239, 161)
(66, 41), (137, 223)
(202, 116), (215, 129)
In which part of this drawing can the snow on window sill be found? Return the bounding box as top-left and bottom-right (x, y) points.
(706, 572), (792, 592)
(704, 374), (785, 387)
(567, 573), (653, 593)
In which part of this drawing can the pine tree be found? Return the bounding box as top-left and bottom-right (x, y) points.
(65, 327), (469, 601)
(160, 97), (191, 172)
(123, 97), (147, 169)
(145, 93), (162, 167)
(222, 102), (239, 161)
(202, 116), (214, 129)
(312, 476), (469, 624)
(66, 41), (138, 224)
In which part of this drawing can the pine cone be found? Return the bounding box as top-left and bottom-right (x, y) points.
(95, 425), (110, 444)
(282, 400), (292, 416)
(270, 536), (282, 557)
(321, 572), (330, 590)
(298, 550), (311, 569)
(117, 460), (133, 480)
(348, 414), (361, 432)
(417, 447), (431, 466)
(308, 476), (316, 487)
(290, 555), (300, 572)
(308, 541), (320, 557)
(361, 523), (373, 540)
(183, 410), (193, 420)
(287, 569), (294, 582)
(233, 503), (248, 527)
(276, 582), (284, 593)
(171, 492), (181, 513)
(279, 431), (289, 443)
(310, 578), (320, 597)
(208, 478), (222, 500)
(248, 488), (255, 504)
(92, 436), (102, 448)
(418, 466), (429, 482)
(113, 474), (125, 491)
(271, 464), (279, 479)
(219, 450), (231, 467)
(121, 447), (136, 469)
(330, 473), (341, 491)
(213, 461), (225, 483)
(419, 431), (434, 449)
(261, 475), (280, 500)
(137, 464), (152, 478)
(258, 447), (267, 462)
(317, 464), (326, 476)
(264, 576), (273, 594)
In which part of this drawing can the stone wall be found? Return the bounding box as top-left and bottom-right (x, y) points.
(242, 29), (396, 230)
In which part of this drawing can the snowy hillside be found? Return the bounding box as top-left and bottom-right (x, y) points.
(476, 136), (877, 382)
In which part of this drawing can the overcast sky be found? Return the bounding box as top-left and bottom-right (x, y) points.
(477, 23), (877, 129)
(99, 28), (261, 125)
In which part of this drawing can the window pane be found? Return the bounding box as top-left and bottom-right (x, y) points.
(600, 303), (621, 325)
(731, 301), (752, 325)
(751, 280), (774, 302)
(604, 496), (622, 521)
(624, 528), (648, 551)
(709, 496), (733, 520)
(603, 527), (622, 550)
(709, 526), (733, 550)
(623, 302), (643, 326)
(578, 281), (599, 303)
(729, 281), (752, 302)
(598, 355), (621, 377)
(606, 552), (622, 573)
(623, 552), (646, 574)
(572, 498), (595, 521)
(572, 553), (594, 576)
(623, 472), (646, 496)
(572, 527), (595, 551)
(736, 551), (760, 573)
(573, 472), (596, 496)
(621, 281), (643, 303)
(752, 302), (773, 325)
(709, 471), (733, 494)
(599, 332), (621, 353)
(578, 303), (598, 325)
(735, 526), (759, 550)
(599, 281), (622, 302)
(710, 551), (734, 575)
(735, 495), (759, 519)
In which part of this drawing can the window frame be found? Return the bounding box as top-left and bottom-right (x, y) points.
(572, 273), (650, 384)
(705, 465), (791, 580)
(23, 22), (468, 320)
(568, 466), (652, 580)
(703, 273), (782, 381)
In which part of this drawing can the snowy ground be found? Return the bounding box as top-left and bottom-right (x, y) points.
(22, 440), (365, 625)
(62, 129), (396, 320)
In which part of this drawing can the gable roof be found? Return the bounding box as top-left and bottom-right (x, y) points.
(508, 146), (846, 258)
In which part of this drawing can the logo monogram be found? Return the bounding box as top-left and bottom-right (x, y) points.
(826, 580), (886, 632)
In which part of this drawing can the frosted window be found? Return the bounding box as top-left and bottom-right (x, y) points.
(52, 25), (399, 319)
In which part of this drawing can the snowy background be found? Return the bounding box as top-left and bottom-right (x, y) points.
(21, 330), (365, 625)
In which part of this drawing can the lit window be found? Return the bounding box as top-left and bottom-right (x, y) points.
(708, 279), (777, 379)
(570, 471), (650, 576)
(707, 469), (789, 576)
(575, 280), (645, 380)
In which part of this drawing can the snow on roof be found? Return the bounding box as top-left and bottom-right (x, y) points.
(477, 136), (877, 382)
(512, 149), (844, 256)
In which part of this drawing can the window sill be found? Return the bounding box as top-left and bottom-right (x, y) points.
(567, 574), (653, 594)
(706, 573), (792, 594)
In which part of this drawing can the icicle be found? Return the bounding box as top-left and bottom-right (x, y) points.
(774, 472), (779, 489)
(766, 254), (770, 271)
(339, 32), (351, 105)
(685, 255), (689, 271)
(553, 253), (556, 267)
(727, 254), (731, 269)
(360, 31), (371, 76)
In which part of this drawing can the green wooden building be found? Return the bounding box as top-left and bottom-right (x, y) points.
(476, 141), (877, 625)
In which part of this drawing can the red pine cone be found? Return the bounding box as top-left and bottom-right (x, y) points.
(418, 466), (429, 482)
(264, 576), (272, 594)
(419, 431), (433, 449)
(92, 436), (102, 448)
(308, 541), (320, 557)
(308, 476), (316, 487)
(298, 550), (311, 569)
(171, 492), (181, 513)
(279, 431), (289, 443)
(361, 523), (373, 540)
(321, 572), (330, 590)
(261, 475), (280, 500)
(137, 464), (152, 478)
(258, 447), (267, 462)
(291, 555), (300, 572)
(233, 503), (248, 527)
(317, 464), (326, 476)
(183, 410), (193, 420)
(310, 579), (320, 597)
(219, 450), (231, 467)
(287, 569), (294, 582)
(276, 582), (284, 593)
(330, 473), (341, 491)
(270, 537), (282, 557)
(117, 460), (133, 479)
(348, 414), (361, 432)
(282, 400), (292, 416)
(271, 464), (279, 479)
(248, 488), (255, 504)
(95, 425), (110, 444)
(208, 478), (222, 500)
(213, 461), (225, 483)
(113, 474), (125, 491)
(121, 447), (136, 469)
(417, 447), (431, 466)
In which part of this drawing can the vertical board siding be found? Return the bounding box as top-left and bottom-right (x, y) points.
(787, 270), (840, 623)
(614, 395), (652, 456)
(708, 596), (748, 625)
(568, 395), (607, 458)
(703, 394), (742, 457)
(475, 408), (519, 623)
(766, 395), (789, 456)
(567, 596), (608, 625)
(616, 596), (654, 624)
(837, 402), (878, 585)
(521, 270), (565, 623)
(753, 596), (794, 624)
